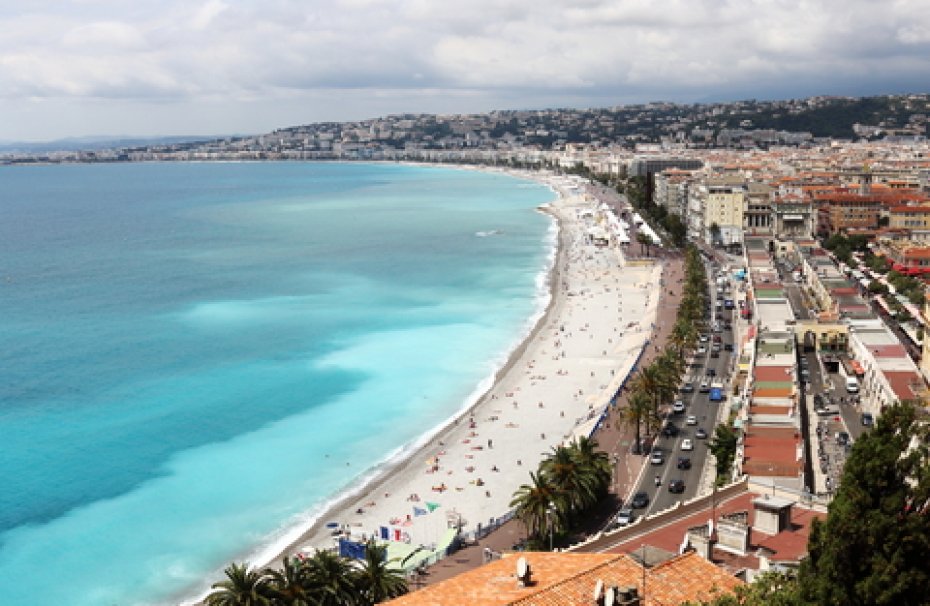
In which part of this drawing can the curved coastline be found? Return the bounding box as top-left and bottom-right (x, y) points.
(187, 167), (663, 604)
(181, 170), (564, 604)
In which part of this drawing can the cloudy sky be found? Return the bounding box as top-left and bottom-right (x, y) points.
(2, 0), (930, 141)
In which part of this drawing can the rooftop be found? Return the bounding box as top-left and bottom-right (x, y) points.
(386, 551), (742, 606)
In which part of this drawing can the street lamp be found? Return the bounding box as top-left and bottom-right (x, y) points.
(612, 454), (620, 494)
(547, 504), (556, 551)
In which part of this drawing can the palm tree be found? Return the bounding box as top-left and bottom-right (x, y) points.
(542, 445), (599, 516)
(353, 542), (408, 604)
(620, 389), (652, 451)
(265, 556), (313, 606)
(302, 550), (362, 606)
(630, 363), (676, 420)
(206, 562), (273, 606)
(510, 471), (567, 542)
(566, 436), (612, 497)
(670, 320), (697, 359)
(636, 231), (653, 257)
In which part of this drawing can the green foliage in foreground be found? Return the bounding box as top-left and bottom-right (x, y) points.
(694, 402), (930, 606)
(205, 542), (408, 606)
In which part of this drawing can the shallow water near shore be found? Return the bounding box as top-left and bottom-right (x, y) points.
(0, 162), (553, 605)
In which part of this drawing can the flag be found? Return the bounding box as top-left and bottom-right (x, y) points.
(413, 507), (427, 516)
(380, 526), (389, 540)
(394, 528), (402, 541)
(426, 502), (440, 512)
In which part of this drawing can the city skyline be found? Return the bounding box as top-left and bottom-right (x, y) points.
(3, 0), (930, 141)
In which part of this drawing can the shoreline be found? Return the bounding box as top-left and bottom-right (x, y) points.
(187, 167), (663, 604)
(255, 176), (570, 566)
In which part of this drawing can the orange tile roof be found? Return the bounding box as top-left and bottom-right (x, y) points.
(386, 552), (742, 606)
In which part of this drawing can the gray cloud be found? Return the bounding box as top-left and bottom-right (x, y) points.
(1, 0), (930, 139)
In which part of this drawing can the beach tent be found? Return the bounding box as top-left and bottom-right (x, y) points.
(338, 538), (367, 560)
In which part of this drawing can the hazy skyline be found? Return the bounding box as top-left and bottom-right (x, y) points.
(3, 0), (930, 142)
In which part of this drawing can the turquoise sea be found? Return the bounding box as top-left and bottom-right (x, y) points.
(0, 162), (554, 605)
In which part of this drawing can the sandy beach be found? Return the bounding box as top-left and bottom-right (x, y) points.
(262, 173), (663, 568)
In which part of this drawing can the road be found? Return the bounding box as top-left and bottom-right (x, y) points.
(626, 259), (736, 517)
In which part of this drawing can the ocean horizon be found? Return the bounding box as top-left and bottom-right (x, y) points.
(0, 162), (555, 605)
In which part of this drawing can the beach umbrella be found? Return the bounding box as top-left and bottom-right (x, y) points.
(425, 502), (440, 512)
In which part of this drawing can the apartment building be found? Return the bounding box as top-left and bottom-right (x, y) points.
(689, 176), (746, 246)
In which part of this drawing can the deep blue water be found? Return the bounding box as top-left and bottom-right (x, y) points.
(0, 162), (553, 605)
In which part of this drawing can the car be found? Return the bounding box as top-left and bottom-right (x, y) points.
(668, 479), (685, 493)
(861, 412), (874, 427)
(813, 394), (824, 408)
(699, 334), (709, 343)
(630, 492), (650, 508)
(681, 382), (695, 393)
(800, 358), (809, 368)
(712, 335), (722, 343)
(800, 368), (810, 380)
(615, 508), (635, 526)
(677, 457), (692, 470)
(724, 343), (733, 351)
(697, 345), (707, 354)
(681, 438), (694, 451)
(837, 432), (850, 446)
(650, 448), (666, 465)
(695, 427), (708, 439)
(724, 322), (732, 330)
(699, 380), (710, 393)
(706, 368), (716, 377)
(672, 400), (686, 414)
(711, 343), (722, 352)
(661, 422), (679, 437)
(710, 350), (720, 358)
(686, 414), (698, 426)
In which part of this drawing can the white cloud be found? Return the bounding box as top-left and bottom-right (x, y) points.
(1, 0), (929, 139)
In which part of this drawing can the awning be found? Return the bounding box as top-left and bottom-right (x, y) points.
(783, 214), (803, 220)
(850, 360), (865, 376)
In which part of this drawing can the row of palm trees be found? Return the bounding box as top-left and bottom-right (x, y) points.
(509, 436), (612, 547)
(205, 542), (408, 606)
(620, 246), (710, 450)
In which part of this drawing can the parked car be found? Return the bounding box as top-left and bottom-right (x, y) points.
(681, 438), (694, 451)
(837, 432), (850, 446)
(630, 492), (650, 508)
(677, 457), (692, 470)
(650, 448), (666, 465)
(710, 350), (720, 358)
(699, 334), (709, 343)
(668, 479), (685, 493)
(724, 343), (733, 351)
(706, 368), (716, 377)
(615, 508), (635, 526)
(861, 412), (874, 427)
(697, 346), (707, 354)
(695, 427), (708, 439)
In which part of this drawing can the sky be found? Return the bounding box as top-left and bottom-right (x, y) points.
(2, 0), (930, 141)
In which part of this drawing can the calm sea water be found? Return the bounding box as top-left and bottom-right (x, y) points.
(0, 162), (554, 605)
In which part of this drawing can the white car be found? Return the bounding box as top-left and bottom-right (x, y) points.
(686, 415), (698, 426)
(672, 400), (686, 414)
(699, 334), (709, 343)
(697, 346), (707, 354)
(681, 439), (694, 451)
